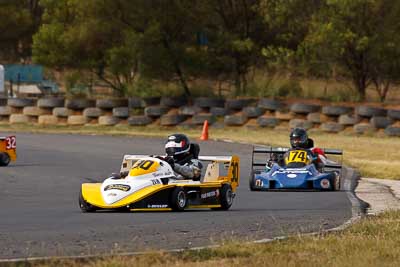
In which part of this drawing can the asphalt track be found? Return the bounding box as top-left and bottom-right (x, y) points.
(0, 133), (352, 259)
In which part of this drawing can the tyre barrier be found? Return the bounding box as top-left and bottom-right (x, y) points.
(384, 126), (400, 137)
(192, 114), (216, 125)
(289, 119), (313, 130)
(113, 107), (129, 118)
(67, 115), (89, 125)
(194, 97), (225, 108)
(290, 103), (320, 114)
(37, 98), (65, 108)
(320, 122), (345, 133)
(8, 98), (35, 108)
(66, 99), (95, 110)
(224, 114), (248, 126)
(370, 116), (393, 129)
(96, 99), (128, 109)
(179, 105), (202, 116)
(145, 106), (169, 117)
(356, 106), (387, 117)
(306, 112), (322, 124)
(160, 96), (187, 108)
(53, 107), (73, 118)
(257, 116), (280, 128)
(98, 116), (120, 126)
(388, 109), (400, 120)
(257, 98), (284, 111)
(275, 111), (294, 121)
(0, 106), (11, 116)
(38, 115), (58, 125)
(9, 114), (30, 124)
(210, 107), (227, 117)
(243, 106), (264, 118)
(322, 105), (353, 116)
(23, 106), (50, 116)
(160, 114), (187, 126)
(128, 115), (153, 126)
(354, 123), (375, 134)
(83, 108), (103, 118)
(225, 99), (254, 110)
(0, 97), (399, 137)
(338, 114), (360, 126)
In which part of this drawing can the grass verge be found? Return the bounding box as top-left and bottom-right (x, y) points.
(1, 123), (399, 179)
(7, 211), (397, 267)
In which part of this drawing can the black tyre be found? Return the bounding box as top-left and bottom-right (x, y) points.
(249, 171), (261, 191)
(0, 153), (10, 166)
(333, 172), (341, 191)
(170, 187), (187, 211)
(79, 189), (97, 212)
(219, 184), (234, 210)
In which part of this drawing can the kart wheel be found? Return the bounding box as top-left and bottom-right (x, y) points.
(333, 173), (341, 191)
(170, 187), (187, 211)
(79, 190), (96, 212)
(0, 153), (10, 166)
(219, 184), (234, 210)
(249, 171), (260, 191)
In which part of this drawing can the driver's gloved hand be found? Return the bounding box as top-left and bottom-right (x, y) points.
(165, 156), (175, 168)
(120, 171), (129, 178)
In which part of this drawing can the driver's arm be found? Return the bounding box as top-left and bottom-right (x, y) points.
(173, 160), (203, 179)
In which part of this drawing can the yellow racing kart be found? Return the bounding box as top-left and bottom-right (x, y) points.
(0, 135), (16, 166)
(79, 154), (240, 212)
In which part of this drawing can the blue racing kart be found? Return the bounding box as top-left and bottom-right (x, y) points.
(249, 147), (342, 191)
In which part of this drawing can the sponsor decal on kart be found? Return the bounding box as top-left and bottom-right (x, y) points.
(147, 204), (168, 208)
(104, 184), (131, 192)
(287, 173), (297, 178)
(201, 189), (220, 199)
(255, 179), (263, 186)
(320, 179), (330, 189)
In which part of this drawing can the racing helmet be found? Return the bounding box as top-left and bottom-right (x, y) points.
(290, 128), (308, 149)
(165, 134), (191, 158)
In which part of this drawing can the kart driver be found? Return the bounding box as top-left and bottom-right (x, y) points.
(267, 128), (326, 170)
(164, 133), (203, 181)
(288, 127), (327, 169)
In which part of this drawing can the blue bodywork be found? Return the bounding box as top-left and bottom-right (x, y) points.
(252, 163), (337, 190)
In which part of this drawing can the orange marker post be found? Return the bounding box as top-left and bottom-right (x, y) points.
(200, 120), (209, 141)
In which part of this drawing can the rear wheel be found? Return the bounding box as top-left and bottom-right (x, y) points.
(0, 153), (10, 166)
(170, 187), (187, 211)
(219, 184), (234, 210)
(79, 189), (96, 212)
(333, 172), (341, 191)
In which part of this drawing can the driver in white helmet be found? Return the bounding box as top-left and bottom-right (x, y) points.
(164, 133), (203, 181)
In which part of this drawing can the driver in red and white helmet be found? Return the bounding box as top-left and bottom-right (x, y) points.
(164, 133), (203, 180)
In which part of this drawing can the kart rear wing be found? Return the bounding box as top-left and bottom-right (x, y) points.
(252, 146), (343, 169)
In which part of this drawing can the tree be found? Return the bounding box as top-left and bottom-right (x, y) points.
(302, 0), (400, 101)
(0, 0), (42, 62)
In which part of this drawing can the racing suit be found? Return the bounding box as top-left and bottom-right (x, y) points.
(173, 158), (203, 181)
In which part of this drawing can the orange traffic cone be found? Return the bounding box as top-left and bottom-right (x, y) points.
(200, 120), (209, 141)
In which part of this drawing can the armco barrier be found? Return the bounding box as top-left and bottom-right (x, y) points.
(0, 97), (399, 137)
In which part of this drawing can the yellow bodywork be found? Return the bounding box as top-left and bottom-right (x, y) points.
(81, 154), (240, 210)
(0, 136), (17, 162)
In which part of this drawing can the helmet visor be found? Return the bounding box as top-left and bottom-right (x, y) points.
(165, 140), (186, 155)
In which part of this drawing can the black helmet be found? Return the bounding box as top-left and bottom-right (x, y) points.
(290, 128), (308, 149)
(165, 134), (190, 157)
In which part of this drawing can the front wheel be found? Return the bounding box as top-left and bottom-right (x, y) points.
(249, 171), (261, 191)
(79, 189), (96, 212)
(170, 187), (187, 211)
(0, 153), (10, 166)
